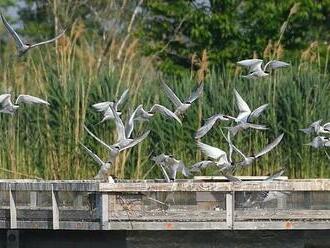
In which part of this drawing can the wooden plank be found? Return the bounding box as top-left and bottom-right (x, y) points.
(100, 180), (330, 192)
(100, 193), (109, 230)
(0, 180), (99, 191)
(51, 187), (59, 230)
(9, 189), (17, 229)
(226, 192), (234, 229)
(30, 192), (37, 208)
(194, 176), (288, 181)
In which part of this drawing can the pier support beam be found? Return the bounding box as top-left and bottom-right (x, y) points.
(226, 192), (234, 229)
(9, 188), (17, 229)
(52, 186), (60, 230)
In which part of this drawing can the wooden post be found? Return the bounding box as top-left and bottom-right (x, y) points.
(9, 187), (17, 229)
(51, 186), (59, 230)
(100, 193), (109, 230)
(73, 192), (83, 208)
(30, 192), (37, 208)
(226, 192), (234, 229)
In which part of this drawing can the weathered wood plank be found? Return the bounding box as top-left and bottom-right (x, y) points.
(100, 180), (330, 192)
(9, 189), (17, 229)
(100, 193), (109, 230)
(226, 193), (234, 229)
(194, 176), (288, 181)
(51, 188), (59, 230)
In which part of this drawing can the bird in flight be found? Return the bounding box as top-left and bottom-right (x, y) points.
(1, 13), (66, 56)
(237, 59), (290, 79)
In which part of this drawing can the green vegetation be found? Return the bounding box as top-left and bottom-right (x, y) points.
(0, 1), (329, 179)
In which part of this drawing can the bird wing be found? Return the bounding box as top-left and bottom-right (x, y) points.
(264, 168), (285, 182)
(263, 60), (290, 72)
(92, 101), (113, 112)
(231, 144), (247, 160)
(184, 82), (204, 104)
(84, 125), (113, 151)
(1, 13), (25, 49)
(0, 94), (12, 107)
(195, 114), (229, 139)
(248, 104), (269, 121)
(255, 133), (284, 158)
(160, 79), (183, 108)
(190, 161), (215, 172)
(109, 104), (126, 141)
(125, 104), (142, 138)
(150, 104), (182, 125)
(119, 130), (150, 151)
(152, 154), (168, 165)
(234, 89), (251, 115)
(237, 59), (263, 73)
(115, 89), (129, 111)
(177, 161), (191, 177)
(29, 29), (66, 48)
(322, 122), (330, 131)
(80, 143), (104, 167)
(197, 141), (226, 160)
(15, 95), (49, 105)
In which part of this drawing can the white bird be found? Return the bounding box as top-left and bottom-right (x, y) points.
(161, 79), (203, 116)
(80, 143), (112, 179)
(134, 103), (182, 125)
(1, 13), (65, 56)
(84, 125), (149, 163)
(232, 133), (284, 167)
(92, 89), (129, 123)
(195, 114), (235, 139)
(234, 89), (268, 124)
(237, 59), (290, 79)
(305, 136), (330, 149)
(151, 154), (191, 181)
(0, 93), (49, 115)
(299, 120), (330, 135)
(197, 141), (233, 172)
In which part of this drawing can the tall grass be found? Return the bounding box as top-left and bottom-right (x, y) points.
(0, 3), (329, 179)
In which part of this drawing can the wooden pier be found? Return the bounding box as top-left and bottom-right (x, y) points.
(0, 177), (329, 232)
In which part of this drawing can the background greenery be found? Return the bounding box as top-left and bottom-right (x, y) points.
(0, 0), (329, 179)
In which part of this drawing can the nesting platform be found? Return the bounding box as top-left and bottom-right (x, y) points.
(0, 177), (330, 231)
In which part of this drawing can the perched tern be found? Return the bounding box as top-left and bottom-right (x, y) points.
(80, 143), (112, 179)
(1, 13), (65, 56)
(0, 93), (49, 115)
(161, 79), (203, 116)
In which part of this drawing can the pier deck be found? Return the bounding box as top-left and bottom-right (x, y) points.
(0, 178), (330, 231)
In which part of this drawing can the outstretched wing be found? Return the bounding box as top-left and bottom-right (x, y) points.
(125, 104), (143, 138)
(195, 114), (222, 139)
(120, 130), (150, 151)
(190, 160), (215, 172)
(115, 89), (129, 111)
(84, 125), (113, 152)
(248, 104), (269, 121)
(237, 59), (263, 73)
(1, 13), (25, 49)
(150, 104), (182, 125)
(197, 141), (226, 160)
(0, 94), (12, 107)
(92, 101), (113, 112)
(30, 29), (66, 48)
(15, 95), (49, 105)
(234, 89), (251, 115)
(80, 143), (104, 167)
(255, 133), (284, 158)
(264, 60), (290, 72)
(109, 104), (126, 142)
(184, 82), (204, 104)
(160, 78), (183, 108)
(264, 168), (285, 182)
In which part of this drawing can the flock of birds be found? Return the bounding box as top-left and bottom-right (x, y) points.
(0, 13), (327, 185)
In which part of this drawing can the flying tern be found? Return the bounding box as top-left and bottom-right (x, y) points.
(299, 120), (330, 135)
